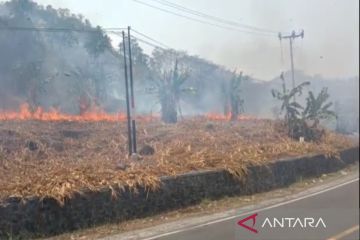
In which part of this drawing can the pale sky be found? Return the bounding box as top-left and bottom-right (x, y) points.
(29, 0), (360, 79)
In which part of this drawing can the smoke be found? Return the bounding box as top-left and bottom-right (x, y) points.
(0, 0), (358, 133)
(194, 0), (359, 80)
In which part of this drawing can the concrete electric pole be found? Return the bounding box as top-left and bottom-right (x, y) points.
(122, 31), (133, 156)
(127, 26), (137, 155)
(278, 30), (304, 101)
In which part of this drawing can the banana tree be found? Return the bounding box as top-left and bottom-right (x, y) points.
(302, 88), (336, 128)
(271, 73), (310, 124)
(271, 73), (310, 137)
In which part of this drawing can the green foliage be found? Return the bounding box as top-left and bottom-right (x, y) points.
(0, 0), (117, 113)
(84, 26), (111, 58)
(271, 74), (310, 123)
(272, 74), (336, 141)
(0, 1), (246, 116)
(302, 88), (336, 128)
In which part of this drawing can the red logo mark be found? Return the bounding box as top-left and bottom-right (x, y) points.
(237, 213), (258, 233)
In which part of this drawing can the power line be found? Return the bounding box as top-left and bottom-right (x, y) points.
(131, 28), (171, 49)
(147, 0), (277, 34)
(0, 26), (127, 33)
(279, 30), (305, 101)
(0, 25), (171, 50)
(0, 26), (172, 51)
(104, 27), (129, 31)
(132, 0), (276, 37)
(110, 30), (167, 50)
(134, 36), (167, 49)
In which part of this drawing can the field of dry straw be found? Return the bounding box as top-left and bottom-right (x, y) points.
(0, 118), (356, 204)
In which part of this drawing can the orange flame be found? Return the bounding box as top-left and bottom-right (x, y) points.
(0, 103), (157, 122)
(0, 104), (256, 122)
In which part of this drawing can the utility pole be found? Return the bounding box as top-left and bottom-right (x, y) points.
(278, 30), (304, 101)
(127, 26), (137, 154)
(122, 31), (133, 156)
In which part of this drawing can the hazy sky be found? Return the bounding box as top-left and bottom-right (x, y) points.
(33, 0), (360, 80)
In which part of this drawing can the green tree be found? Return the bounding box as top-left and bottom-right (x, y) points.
(84, 26), (111, 102)
(118, 37), (152, 87)
(84, 26), (111, 57)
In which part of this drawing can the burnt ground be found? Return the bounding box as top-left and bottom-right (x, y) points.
(0, 118), (356, 203)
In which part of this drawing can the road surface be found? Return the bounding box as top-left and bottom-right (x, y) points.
(150, 179), (359, 240)
(102, 171), (359, 240)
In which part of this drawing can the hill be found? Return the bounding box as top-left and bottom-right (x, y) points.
(0, 0), (358, 133)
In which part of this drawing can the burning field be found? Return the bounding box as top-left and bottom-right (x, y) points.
(0, 106), (356, 204)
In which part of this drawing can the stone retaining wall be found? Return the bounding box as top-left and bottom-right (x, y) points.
(0, 147), (358, 239)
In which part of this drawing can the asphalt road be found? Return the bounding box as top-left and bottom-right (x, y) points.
(150, 179), (359, 240)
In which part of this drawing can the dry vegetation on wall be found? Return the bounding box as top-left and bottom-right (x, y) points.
(0, 118), (356, 204)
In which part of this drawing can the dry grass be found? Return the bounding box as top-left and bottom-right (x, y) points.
(0, 118), (356, 203)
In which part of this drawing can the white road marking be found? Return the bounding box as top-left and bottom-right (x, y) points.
(141, 178), (359, 240)
(327, 224), (359, 240)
